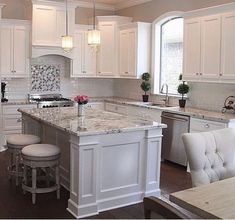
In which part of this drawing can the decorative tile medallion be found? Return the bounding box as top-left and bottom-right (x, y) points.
(31, 65), (60, 92)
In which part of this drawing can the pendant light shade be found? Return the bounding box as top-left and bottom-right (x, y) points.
(62, 0), (73, 52)
(62, 35), (73, 52)
(88, 29), (100, 45)
(88, 0), (100, 46)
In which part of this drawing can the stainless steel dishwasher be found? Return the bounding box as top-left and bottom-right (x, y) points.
(161, 111), (190, 166)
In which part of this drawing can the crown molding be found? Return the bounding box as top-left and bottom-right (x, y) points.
(74, 0), (115, 11)
(115, 0), (152, 10)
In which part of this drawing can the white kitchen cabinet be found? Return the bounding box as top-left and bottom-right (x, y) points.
(127, 105), (162, 122)
(183, 5), (235, 83)
(97, 22), (117, 77)
(220, 12), (235, 81)
(72, 27), (96, 77)
(105, 103), (128, 115)
(183, 18), (201, 80)
(1, 104), (37, 146)
(200, 15), (221, 80)
(32, 1), (75, 47)
(119, 22), (151, 78)
(183, 15), (221, 81)
(0, 21), (30, 78)
(190, 118), (227, 133)
(97, 16), (133, 78)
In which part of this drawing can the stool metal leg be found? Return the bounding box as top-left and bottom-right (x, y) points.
(15, 152), (20, 186)
(32, 167), (37, 204)
(46, 167), (50, 187)
(55, 166), (60, 199)
(8, 152), (13, 180)
(23, 165), (27, 195)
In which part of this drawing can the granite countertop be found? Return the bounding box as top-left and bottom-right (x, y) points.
(103, 97), (235, 123)
(18, 107), (166, 137)
(4, 96), (235, 123)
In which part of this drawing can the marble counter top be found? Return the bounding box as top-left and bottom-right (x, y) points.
(19, 107), (166, 137)
(102, 97), (235, 123)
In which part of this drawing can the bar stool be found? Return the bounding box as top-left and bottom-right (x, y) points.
(7, 134), (41, 186)
(21, 144), (61, 204)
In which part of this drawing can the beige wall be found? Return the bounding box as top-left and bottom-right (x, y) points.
(116, 0), (235, 22)
(0, 0), (114, 22)
(0, 0), (32, 20)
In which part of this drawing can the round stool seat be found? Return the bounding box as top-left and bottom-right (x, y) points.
(22, 144), (60, 160)
(7, 134), (41, 148)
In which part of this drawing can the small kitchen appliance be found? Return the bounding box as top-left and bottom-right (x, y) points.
(28, 94), (74, 108)
(1, 82), (8, 103)
(222, 96), (235, 113)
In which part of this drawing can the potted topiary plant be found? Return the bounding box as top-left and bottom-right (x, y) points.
(141, 72), (151, 102)
(177, 74), (189, 108)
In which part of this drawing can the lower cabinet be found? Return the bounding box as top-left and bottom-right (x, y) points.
(190, 117), (228, 133)
(104, 102), (162, 122)
(2, 104), (37, 146)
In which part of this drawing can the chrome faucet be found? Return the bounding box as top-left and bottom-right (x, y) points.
(160, 83), (169, 106)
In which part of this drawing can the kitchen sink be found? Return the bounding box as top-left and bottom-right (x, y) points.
(143, 103), (174, 108)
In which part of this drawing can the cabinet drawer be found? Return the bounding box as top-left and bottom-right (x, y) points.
(3, 104), (37, 115)
(105, 103), (127, 115)
(190, 118), (227, 132)
(3, 115), (22, 131)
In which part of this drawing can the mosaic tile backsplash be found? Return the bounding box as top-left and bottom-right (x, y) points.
(31, 65), (60, 92)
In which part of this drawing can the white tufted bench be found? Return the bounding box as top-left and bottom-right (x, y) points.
(182, 128), (235, 187)
(7, 134), (41, 186)
(21, 144), (61, 204)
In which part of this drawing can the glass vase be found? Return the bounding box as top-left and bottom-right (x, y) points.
(78, 105), (84, 117)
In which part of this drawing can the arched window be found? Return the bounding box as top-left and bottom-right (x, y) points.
(152, 12), (184, 95)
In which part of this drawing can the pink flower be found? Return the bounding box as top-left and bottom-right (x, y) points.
(74, 95), (89, 105)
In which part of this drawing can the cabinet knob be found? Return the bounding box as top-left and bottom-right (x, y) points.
(125, 72), (128, 74)
(200, 73), (202, 76)
(220, 73), (223, 77)
(196, 73), (199, 76)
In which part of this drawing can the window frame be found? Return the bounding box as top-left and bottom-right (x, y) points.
(151, 11), (184, 96)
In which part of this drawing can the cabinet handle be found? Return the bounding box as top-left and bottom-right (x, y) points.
(200, 73), (202, 76)
(17, 118), (22, 122)
(125, 72), (128, 74)
(220, 73), (223, 77)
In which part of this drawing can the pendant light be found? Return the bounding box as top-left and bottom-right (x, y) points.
(62, 0), (73, 52)
(88, 0), (100, 46)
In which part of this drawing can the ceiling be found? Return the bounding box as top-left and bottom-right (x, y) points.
(82, 0), (125, 5)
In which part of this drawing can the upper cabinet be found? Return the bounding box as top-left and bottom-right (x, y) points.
(96, 16), (133, 78)
(119, 22), (151, 78)
(183, 4), (235, 83)
(32, 0), (75, 47)
(71, 26), (97, 77)
(0, 20), (30, 78)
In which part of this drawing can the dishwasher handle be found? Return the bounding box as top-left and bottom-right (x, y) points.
(161, 115), (189, 122)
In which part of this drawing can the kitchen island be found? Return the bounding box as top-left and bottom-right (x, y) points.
(19, 107), (166, 218)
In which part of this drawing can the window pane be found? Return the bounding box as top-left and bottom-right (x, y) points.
(160, 18), (183, 94)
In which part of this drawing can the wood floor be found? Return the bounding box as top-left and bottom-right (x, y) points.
(0, 151), (191, 219)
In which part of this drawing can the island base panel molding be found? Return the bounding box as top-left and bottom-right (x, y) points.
(68, 130), (162, 218)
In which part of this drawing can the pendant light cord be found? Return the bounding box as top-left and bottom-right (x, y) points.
(66, 0), (68, 35)
(93, 0), (96, 30)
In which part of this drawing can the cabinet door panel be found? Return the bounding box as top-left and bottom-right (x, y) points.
(0, 26), (12, 77)
(13, 26), (29, 77)
(200, 15), (221, 79)
(119, 30), (129, 76)
(84, 32), (96, 76)
(221, 12), (235, 80)
(183, 18), (201, 80)
(128, 29), (137, 77)
(32, 5), (56, 45)
(98, 23), (115, 76)
(71, 31), (83, 77)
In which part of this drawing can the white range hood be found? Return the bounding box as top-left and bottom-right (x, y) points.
(31, 0), (76, 59)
